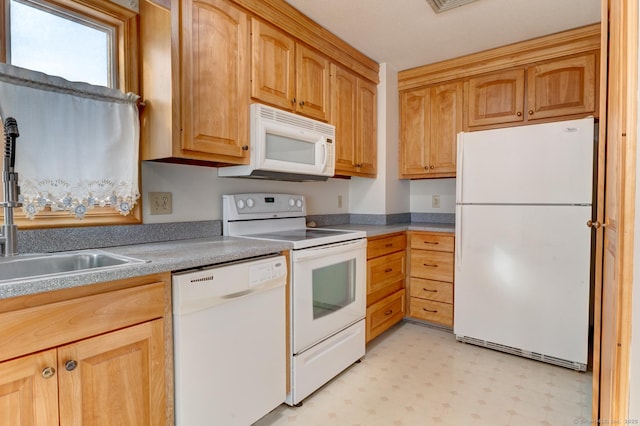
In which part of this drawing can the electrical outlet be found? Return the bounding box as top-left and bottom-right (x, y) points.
(338, 195), (343, 208)
(149, 192), (172, 215)
(432, 195), (441, 208)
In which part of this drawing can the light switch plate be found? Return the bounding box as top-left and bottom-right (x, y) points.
(149, 192), (172, 215)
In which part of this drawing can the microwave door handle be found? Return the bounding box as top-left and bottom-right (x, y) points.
(320, 142), (328, 169)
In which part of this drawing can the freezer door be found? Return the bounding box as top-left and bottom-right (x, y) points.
(454, 204), (591, 365)
(456, 117), (594, 204)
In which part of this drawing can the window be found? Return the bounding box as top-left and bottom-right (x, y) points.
(0, 0), (140, 228)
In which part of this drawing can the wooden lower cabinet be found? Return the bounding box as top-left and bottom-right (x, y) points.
(367, 289), (406, 342)
(365, 233), (407, 343)
(0, 274), (171, 425)
(408, 231), (455, 328)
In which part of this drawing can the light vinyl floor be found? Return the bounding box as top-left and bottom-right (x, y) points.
(255, 321), (592, 426)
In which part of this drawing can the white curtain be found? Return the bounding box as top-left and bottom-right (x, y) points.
(0, 63), (140, 219)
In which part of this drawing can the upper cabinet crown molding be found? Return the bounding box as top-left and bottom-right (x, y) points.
(398, 23), (600, 90)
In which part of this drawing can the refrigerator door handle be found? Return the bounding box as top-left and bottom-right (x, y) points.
(455, 205), (462, 268)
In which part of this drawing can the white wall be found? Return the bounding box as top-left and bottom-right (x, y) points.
(350, 63), (410, 214)
(141, 161), (351, 223)
(410, 178), (456, 213)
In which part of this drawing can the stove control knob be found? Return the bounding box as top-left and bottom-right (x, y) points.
(246, 198), (254, 208)
(236, 199), (245, 209)
(288, 198), (295, 207)
(296, 199), (303, 208)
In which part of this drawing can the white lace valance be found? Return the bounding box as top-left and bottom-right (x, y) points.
(0, 63), (140, 219)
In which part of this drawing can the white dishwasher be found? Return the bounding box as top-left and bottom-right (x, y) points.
(172, 254), (287, 426)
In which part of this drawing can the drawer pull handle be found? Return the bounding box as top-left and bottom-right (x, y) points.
(384, 309), (393, 316)
(424, 241), (439, 245)
(384, 268), (393, 273)
(423, 263), (438, 267)
(422, 308), (438, 313)
(385, 243), (393, 247)
(422, 288), (438, 292)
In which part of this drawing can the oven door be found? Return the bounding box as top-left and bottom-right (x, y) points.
(291, 238), (366, 354)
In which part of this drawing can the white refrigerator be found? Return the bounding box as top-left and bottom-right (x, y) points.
(454, 117), (594, 371)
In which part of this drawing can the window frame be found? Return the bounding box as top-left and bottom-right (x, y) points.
(0, 0), (141, 229)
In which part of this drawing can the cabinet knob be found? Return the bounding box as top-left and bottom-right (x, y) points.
(587, 219), (604, 229)
(241, 145), (249, 151)
(299, 100), (305, 107)
(516, 111), (522, 117)
(42, 366), (56, 379)
(65, 360), (78, 371)
(429, 165), (435, 169)
(291, 98), (296, 104)
(528, 110), (534, 115)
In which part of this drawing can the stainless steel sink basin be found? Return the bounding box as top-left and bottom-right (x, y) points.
(0, 250), (148, 283)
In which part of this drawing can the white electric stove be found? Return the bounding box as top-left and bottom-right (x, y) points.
(223, 193), (367, 405)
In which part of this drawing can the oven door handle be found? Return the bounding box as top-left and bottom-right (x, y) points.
(293, 238), (366, 261)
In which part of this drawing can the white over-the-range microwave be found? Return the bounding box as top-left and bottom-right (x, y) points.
(217, 103), (336, 181)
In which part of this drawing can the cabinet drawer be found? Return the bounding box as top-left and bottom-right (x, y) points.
(0, 282), (165, 363)
(366, 289), (405, 343)
(410, 232), (454, 252)
(410, 278), (453, 304)
(410, 250), (453, 282)
(368, 251), (405, 300)
(367, 233), (406, 259)
(410, 298), (453, 327)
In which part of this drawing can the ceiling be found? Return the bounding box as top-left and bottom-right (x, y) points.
(283, 0), (601, 71)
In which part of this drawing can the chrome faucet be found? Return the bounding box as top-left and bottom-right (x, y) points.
(1, 117), (21, 256)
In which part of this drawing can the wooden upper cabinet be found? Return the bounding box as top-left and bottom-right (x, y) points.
(400, 81), (462, 178)
(251, 18), (295, 110)
(466, 69), (525, 127)
(466, 53), (598, 129)
(296, 44), (331, 121)
(400, 87), (430, 177)
(251, 19), (330, 122)
(526, 53), (597, 120)
(331, 63), (377, 177)
(430, 81), (462, 175)
(356, 78), (377, 176)
(141, 0), (250, 164)
(181, 0), (250, 162)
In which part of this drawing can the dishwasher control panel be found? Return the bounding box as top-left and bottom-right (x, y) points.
(249, 257), (287, 287)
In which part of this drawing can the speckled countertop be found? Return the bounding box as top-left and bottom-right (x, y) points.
(0, 237), (291, 300)
(1, 222), (453, 301)
(320, 222), (455, 237)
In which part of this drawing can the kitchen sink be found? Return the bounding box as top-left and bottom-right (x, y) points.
(0, 250), (148, 283)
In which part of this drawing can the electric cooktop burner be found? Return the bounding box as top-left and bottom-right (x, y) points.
(244, 228), (356, 242)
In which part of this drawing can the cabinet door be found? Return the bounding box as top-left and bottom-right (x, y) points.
(399, 87), (430, 177)
(467, 69), (525, 127)
(181, 0), (250, 163)
(331, 64), (358, 175)
(526, 53), (597, 120)
(429, 81), (462, 175)
(58, 320), (165, 426)
(0, 350), (58, 426)
(355, 78), (377, 177)
(250, 18), (295, 111)
(295, 44), (330, 121)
